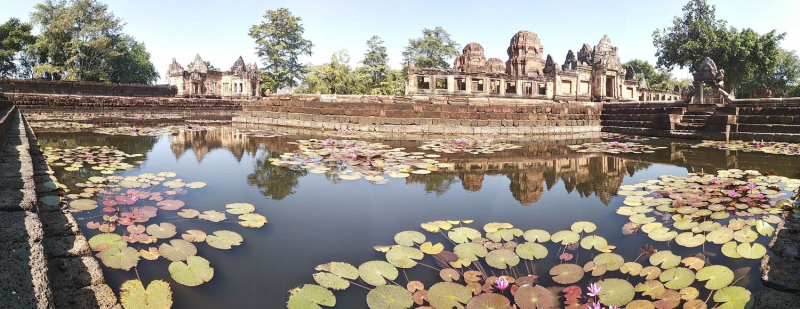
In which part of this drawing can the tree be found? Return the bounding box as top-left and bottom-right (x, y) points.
(0, 18), (36, 77)
(361, 35), (388, 87)
(402, 27), (460, 69)
(623, 59), (660, 85)
(652, 0), (785, 91)
(247, 152), (307, 200)
(249, 8), (313, 93)
(107, 35), (158, 84)
(740, 49), (800, 97)
(296, 50), (372, 95)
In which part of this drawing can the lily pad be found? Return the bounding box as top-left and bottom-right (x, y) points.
(659, 267), (695, 289)
(696, 265), (734, 290)
(448, 227), (481, 244)
(515, 242), (548, 260)
(98, 245), (140, 270)
(650, 250), (681, 269)
(315, 262), (359, 280)
(580, 235), (608, 250)
(722, 242), (743, 258)
(550, 263), (584, 284)
(707, 227), (735, 244)
(485, 249), (519, 269)
(594, 253), (625, 271)
(466, 292), (511, 309)
(428, 282), (471, 309)
(181, 230), (207, 243)
(206, 230), (243, 250)
(551, 230), (580, 245)
(386, 246), (424, 268)
(168, 256), (214, 286)
(358, 261), (398, 286)
(120, 279), (172, 309)
(454, 243), (488, 261)
(571, 221), (597, 233)
(70, 199), (98, 211)
(199, 210), (227, 222)
(287, 284), (335, 309)
(88, 233), (124, 250)
(146, 223), (177, 239)
(713, 286), (751, 309)
(514, 284), (555, 309)
(313, 272), (350, 290)
(675, 232), (705, 247)
(225, 203), (255, 214)
(596, 278), (635, 307)
(366, 285), (413, 309)
(521, 229), (551, 243)
(736, 242), (767, 259)
(238, 213), (268, 228)
(394, 231), (425, 246)
(158, 239), (197, 262)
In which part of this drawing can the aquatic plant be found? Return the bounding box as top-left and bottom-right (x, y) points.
(418, 137), (521, 154)
(44, 146), (143, 174)
(693, 140), (800, 156)
(288, 220), (755, 308)
(568, 141), (667, 154)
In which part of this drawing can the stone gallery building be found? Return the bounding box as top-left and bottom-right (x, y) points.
(168, 55), (262, 98)
(406, 31), (680, 102)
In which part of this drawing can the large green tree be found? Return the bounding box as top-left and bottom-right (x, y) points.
(249, 8), (313, 93)
(623, 59), (690, 91)
(361, 35), (388, 87)
(0, 18), (36, 77)
(652, 0), (785, 92)
(107, 35), (158, 84)
(297, 50), (371, 95)
(402, 27), (460, 69)
(740, 49), (800, 98)
(27, 0), (157, 83)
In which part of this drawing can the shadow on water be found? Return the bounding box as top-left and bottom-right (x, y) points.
(30, 117), (800, 308)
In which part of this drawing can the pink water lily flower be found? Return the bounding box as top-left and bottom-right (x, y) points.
(747, 182), (756, 189)
(758, 193), (765, 199)
(495, 277), (509, 290)
(587, 282), (601, 297)
(729, 189), (737, 197)
(711, 177), (719, 184)
(590, 301), (602, 309)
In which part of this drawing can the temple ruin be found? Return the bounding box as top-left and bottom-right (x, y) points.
(406, 31), (680, 102)
(168, 55), (262, 98)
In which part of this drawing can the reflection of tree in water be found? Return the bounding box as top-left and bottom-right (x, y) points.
(247, 152), (308, 200)
(405, 173), (460, 196)
(36, 133), (158, 192)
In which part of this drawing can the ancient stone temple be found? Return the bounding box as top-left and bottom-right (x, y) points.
(405, 31), (681, 102)
(168, 55), (262, 98)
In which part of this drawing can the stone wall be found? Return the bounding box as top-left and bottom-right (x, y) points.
(234, 95), (602, 135)
(8, 93), (243, 112)
(0, 78), (176, 97)
(725, 102), (800, 141)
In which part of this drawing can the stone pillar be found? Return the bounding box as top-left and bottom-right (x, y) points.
(499, 78), (506, 95)
(516, 78), (523, 96)
(429, 75), (435, 92)
(693, 81), (703, 104)
(465, 76), (472, 94)
(447, 76), (455, 93)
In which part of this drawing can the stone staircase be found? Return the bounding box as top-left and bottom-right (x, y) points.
(671, 105), (717, 138)
(0, 93), (119, 308)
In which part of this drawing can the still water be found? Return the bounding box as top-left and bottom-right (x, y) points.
(31, 114), (800, 308)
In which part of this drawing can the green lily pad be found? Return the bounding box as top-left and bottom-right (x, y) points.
(755, 220), (775, 237)
(186, 181), (207, 189)
(483, 222), (513, 233)
(647, 227), (678, 242)
(707, 227), (735, 244)
(485, 249), (519, 269)
(659, 267), (695, 289)
(551, 230), (580, 245)
(713, 286), (751, 309)
(225, 202), (255, 214)
(733, 228), (758, 243)
(168, 256), (214, 286)
(41, 195), (61, 207)
(650, 250), (681, 269)
(521, 229), (551, 243)
(597, 278), (635, 307)
(120, 279), (172, 309)
(514, 284), (555, 309)
(88, 233), (124, 250)
(581, 235), (608, 250)
(199, 210), (227, 222)
(158, 239), (197, 262)
(485, 229), (514, 242)
(571, 221), (597, 233)
(454, 243), (488, 261)
(722, 241), (742, 258)
(99, 245), (140, 270)
(594, 253), (625, 271)
(206, 230), (243, 250)
(466, 292), (511, 309)
(366, 285), (413, 309)
(736, 242), (767, 259)
(315, 262), (359, 280)
(238, 213), (268, 228)
(358, 261), (398, 286)
(448, 227), (481, 244)
(70, 199), (98, 211)
(427, 282), (471, 309)
(146, 223), (177, 239)
(550, 263), (584, 285)
(515, 242), (548, 260)
(675, 232), (705, 247)
(386, 246), (424, 268)
(621, 262), (643, 276)
(287, 284), (335, 308)
(696, 265), (734, 290)
(313, 272), (349, 290)
(421, 221), (452, 232)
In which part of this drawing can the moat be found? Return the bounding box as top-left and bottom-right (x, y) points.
(27, 111), (800, 308)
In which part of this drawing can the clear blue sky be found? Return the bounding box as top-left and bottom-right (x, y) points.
(2, 0), (798, 83)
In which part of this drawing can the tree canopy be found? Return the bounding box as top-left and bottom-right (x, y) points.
(249, 8), (313, 93)
(652, 0), (786, 92)
(402, 27), (460, 70)
(0, 18), (36, 77)
(25, 0), (158, 83)
(361, 35), (388, 87)
(623, 59), (690, 91)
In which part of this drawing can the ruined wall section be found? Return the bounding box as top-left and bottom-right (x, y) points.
(0, 78), (176, 97)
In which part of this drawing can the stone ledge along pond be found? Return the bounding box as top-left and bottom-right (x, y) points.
(27, 111), (800, 309)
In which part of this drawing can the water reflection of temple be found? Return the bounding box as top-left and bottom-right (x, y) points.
(170, 126), (262, 162)
(454, 156), (644, 205)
